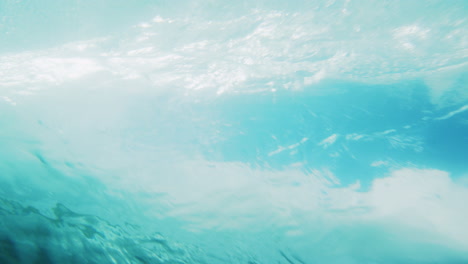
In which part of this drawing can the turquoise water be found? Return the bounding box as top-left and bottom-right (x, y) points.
(1, 0), (468, 263)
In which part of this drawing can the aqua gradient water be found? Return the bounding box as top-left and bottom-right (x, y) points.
(1, 1), (467, 263)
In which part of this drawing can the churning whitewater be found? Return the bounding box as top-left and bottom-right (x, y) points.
(1, 0), (467, 263)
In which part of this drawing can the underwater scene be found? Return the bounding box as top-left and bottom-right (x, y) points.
(0, 0), (467, 263)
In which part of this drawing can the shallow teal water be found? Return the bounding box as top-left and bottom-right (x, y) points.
(1, 1), (468, 263)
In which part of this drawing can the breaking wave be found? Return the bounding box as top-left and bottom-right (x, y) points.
(1, 0), (467, 263)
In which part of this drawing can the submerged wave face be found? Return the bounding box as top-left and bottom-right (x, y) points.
(1, 0), (468, 263)
(0, 199), (208, 264)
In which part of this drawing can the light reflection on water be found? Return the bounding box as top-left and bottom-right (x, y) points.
(0, 0), (467, 263)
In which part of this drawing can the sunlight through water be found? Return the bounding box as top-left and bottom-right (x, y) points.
(1, 0), (468, 263)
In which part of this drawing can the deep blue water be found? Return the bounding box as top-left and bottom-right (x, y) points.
(1, 0), (468, 263)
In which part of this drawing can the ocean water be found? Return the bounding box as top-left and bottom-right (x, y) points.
(1, 0), (467, 263)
